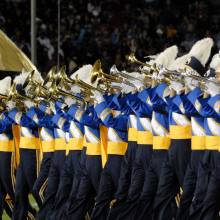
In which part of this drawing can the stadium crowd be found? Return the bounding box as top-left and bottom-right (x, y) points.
(0, 0), (219, 73)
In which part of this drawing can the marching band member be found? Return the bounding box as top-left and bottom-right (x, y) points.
(8, 71), (43, 220)
(176, 53), (220, 220)
(193, 60), (220, 220)
(62, 65), (103, 220)
(90, 86), (131, 220)
(0, 77), (16, 218)
(111, 45), (178, 220)
(37, 100), (68, 219)
(129, 53), (190, 220)
(48, 91), (84, 219)
(31, 101), (55, 208)
(154, 38), (214, 220)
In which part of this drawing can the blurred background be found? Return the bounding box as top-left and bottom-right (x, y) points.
(1, 0), (220, 75)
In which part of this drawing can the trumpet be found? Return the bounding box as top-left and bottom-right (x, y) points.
(43, 66), (57, 87)
(90, 59), (117, 84)
(7, 83), (40, 106)
(127, 53), (151, 67)
(127, 53), (159, 73)
(91, 60), (136, 89)
(49, 79), (84, 103)
(109, 65), (137, 88)
(56, 65), (104, 97)
(110, 65), (142, 82)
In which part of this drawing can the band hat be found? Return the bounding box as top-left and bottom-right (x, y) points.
(155, 45), (178, 68)
(0, 76), (11, 95)
(206, 53), (220, 78)
(14, 70), (43, 86)
(168, 54), (190, 71)
(185, 38), (214, 76)
(70, 64), (96, 87)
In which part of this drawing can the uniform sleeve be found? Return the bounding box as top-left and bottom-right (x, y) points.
(68, 104), (100, 128)
(95, 101), (128, 131)
(8, 108), (23, 125)
(207, 95), (220, 117)
(52, 111), (70, 132)
(127, 92), (152, 117)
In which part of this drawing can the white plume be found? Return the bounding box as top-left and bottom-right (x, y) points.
(14, 70), (43, 85)
(0, 76), (11, 95)
(155, 45), (178, 68)
(33, 70), (43, 83)
(188, 38), (214, 66)
(169, 54), (190, 71)
(70, 64), (95, 87)
(14, 71), (29, 85)
(70, 65), (92, 80)
(209, 53), (220, 70)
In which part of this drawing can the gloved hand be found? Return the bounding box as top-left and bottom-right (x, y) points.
(49, 102), (56, 114)
(133, 80), (145, 91)
(24, 100), (35, 108)
(169, 80), (184, 94)
(184, 76), (199, 90)
(91, 90), (104, 103)
(206, 82), (219, 96)
(6, 101), (16, 110)
(121, 83), (136, 94)
(157, 68), (166, 80)
(65, 97), (76, 107)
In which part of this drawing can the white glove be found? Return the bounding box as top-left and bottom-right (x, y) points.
(65, 97), (76, 107)
(91, 90), (104, 103)
(133, 80), (145, 90)
(49, 102), (56, 114)
(6, 101), (16, 110)
(24, 100), (35, 108)
(141, 66), (151, 72)
(184, 77), (199, 90)
(169, 81), (184, 94)
(121, 83), (136, 94)
(206, 82), (219, 96)
(157, 68), (167, 80)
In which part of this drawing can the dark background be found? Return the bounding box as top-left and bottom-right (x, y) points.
(1, 0), (220, 77)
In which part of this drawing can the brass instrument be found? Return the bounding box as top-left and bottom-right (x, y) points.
(56, 66), (104, 99)
(110, 65), (142, 83)
(22, 70), (54, 102)
(43, 66), (57, 87)
(49, 79), (83, 103)
(90, 60), (136, 89)
(0, 93), (8, 99)
(7, 83), (40, 108)
(127, 53), (151, 67)
(56, 65), (74, 87)
(90, 59), (117, 84)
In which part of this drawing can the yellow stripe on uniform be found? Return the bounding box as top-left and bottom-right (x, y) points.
(128, 128), (138, 142)
(191, 136), (205, 150)
(19, 137), (39, 149)
(170, 125), (191, 139)
(39, 178), (48, 203)
(137, 131), (153, 145)
(206, 136), (219, 150)
(86, 143), (101, 155)
(153, 136), (170, 150)
(107, 142), (128, 155)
